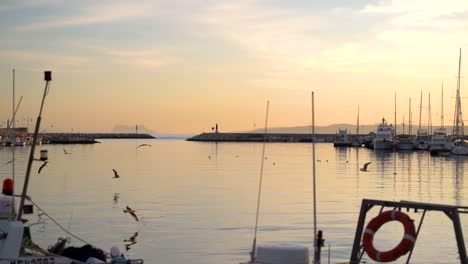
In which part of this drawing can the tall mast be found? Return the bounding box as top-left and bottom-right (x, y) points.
(409, 98), (412, 136)
(418, 90), (423, 133)
(357, 105), (360, 135)
(428, 93), (432, 135)
(402, 115), (405, 134)
(394, 91), (397, 134)
(441, 83), (444, 128)
(452, 48), (464, 138)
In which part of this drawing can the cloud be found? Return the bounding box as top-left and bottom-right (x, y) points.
(106, 49), (179, 69)
(18, 2), (154, 31)
(0, 50), (92, 72)
(0, 0), (61, 12)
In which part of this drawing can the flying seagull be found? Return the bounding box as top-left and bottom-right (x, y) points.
(38, 161), (48, 174)
(112, 169), (120, 179)
(123, 206), (139, 222)
(360, 162), (372, 172)
(137, 144), (152, 148)
(63, 148), (70, 154)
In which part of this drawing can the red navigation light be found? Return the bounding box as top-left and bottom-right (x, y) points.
(44, 71), (52, 81)
(2, 178), (13, 196)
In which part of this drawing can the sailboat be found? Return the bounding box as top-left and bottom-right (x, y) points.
(430, 84), (452, 156)
(415, 91), (430, 150)
(0, 72), (144, 263)
(351, 106), (362, 147)
(451, 49), (468, 155)
(395, 97), (415, 150)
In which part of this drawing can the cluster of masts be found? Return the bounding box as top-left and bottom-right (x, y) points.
(334, 49), (468, 156)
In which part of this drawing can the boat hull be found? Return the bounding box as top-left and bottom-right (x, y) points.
(373, 140), (394, 150)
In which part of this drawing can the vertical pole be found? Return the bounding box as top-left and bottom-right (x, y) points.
(312, 92), (320, 264)
(394, 91), (397, 134)
(350, 200), (369, 264)
(11, 69), (15, 220)
(17, 75), (50, 221)
(451, 209), (468, 264)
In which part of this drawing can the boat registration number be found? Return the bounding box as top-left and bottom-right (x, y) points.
(9, 258), (55, 264)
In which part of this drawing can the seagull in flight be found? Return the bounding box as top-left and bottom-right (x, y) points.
(63, 148), (71, 154)
(123, 206), (139, 222)
(112, 169), (120, 179)
(360, 162), (372, 172)
(137, 144), (152, 148)
(38, 161), (48, 174)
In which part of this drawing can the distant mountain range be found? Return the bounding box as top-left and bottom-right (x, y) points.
(242, 124), (458, 135)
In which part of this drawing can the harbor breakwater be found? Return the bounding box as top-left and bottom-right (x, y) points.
(187, 132), (348, 142)
(41, 133), (155, 144)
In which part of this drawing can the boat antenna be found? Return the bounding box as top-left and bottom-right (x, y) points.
(409, 98), (412, 136)
(17, 71), (52, 221)
(250, 100), (270, 262)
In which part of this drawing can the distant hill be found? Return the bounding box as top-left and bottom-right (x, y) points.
(112, 124), (157, 135)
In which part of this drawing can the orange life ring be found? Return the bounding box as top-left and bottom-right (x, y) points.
(363, 210), (416, 262)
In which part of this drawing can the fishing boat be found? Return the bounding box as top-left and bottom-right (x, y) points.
(333, 129), (352, 147)
(395, 99), (415, 151)
(0, 71), (144, 263)
(373, 118), (395, 150)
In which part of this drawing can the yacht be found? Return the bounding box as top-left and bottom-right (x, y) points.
(373, 118), (395, 150)
(415, 128), (431, 150)
(333, 129), (352, 147)
(430, 128), (452, 156)
(395, 134), (415, 150)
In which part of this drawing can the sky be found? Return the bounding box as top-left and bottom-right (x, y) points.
(1, 0), (468, 134)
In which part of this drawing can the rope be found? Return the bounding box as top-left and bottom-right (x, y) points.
(26, 198), (92, 246)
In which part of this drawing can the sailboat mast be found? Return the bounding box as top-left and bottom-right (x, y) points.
(428, 93), (432, 135)
(453, 48), (463, 138)
(418, 90), (422, 132)
(409, 98), (412, 136)
(394, 92), (397, 134)
(402, 115), (405, 134)
(357, 105), (360, 135)
(441, 83), (444, 128)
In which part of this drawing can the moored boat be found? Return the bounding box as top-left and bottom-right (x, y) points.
(373, 118), (395, 150)
(333, 129), (352, 147)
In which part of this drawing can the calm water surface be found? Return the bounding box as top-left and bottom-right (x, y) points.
(0, 140), (467, 263)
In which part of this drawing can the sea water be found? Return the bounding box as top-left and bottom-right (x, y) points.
(0, 140), (467, 264)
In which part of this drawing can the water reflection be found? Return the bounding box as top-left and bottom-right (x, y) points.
(113, 193), (120, 205)
(123, 232), (138, 251)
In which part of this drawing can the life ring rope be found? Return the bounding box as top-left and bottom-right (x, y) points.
(362, 210), (417, 262)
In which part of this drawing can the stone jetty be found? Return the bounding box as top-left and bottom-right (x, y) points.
(41, 133), (155, 144)
(187, 132), (337, 142)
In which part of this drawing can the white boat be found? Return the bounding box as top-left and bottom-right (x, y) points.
(373, 118), (395, 150)
(415, 128), (430, 150)
(430, 127), (452, 156)
(333, 129), (352, 147)
(395, 134), (415, 150)
(0, 71), (144, 264)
